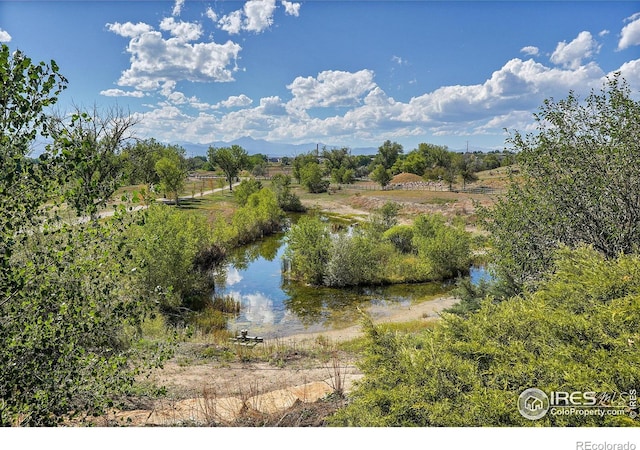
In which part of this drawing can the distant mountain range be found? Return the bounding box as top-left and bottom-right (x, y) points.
(174, 136), (495, 158)
(175, 137), (378, 158)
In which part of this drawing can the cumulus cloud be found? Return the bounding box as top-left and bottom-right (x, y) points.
(0, 29), (11, 42)
(213, 94), (253, 109)
(282, 1), (301, 17)
(244, 0), (277, 33)
(618, 13), (640, 50)
(106, 22), (154, 38)
(218, 10), (244, 34)
(520, 46), (539, 56)
(110, 27), (242, 90)
(159, 17), (203, 42)
(100, 88), (145, 98)
(132, 53), (618, 148)
(287, 69), (377, 109)
(550, 31), (600, 69)
(217, 0), (278, 34)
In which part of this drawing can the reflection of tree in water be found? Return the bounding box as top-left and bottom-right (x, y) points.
(227, 233), (283, 270)
(282, 280), (451, 328)
(281, 281), (373, 328)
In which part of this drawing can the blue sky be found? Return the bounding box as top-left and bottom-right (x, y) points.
(1, 1), (640, 153)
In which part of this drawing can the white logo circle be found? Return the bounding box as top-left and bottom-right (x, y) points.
(518, 388), (550, 420)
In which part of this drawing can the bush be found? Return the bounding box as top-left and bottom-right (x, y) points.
(323, 233), (394, 287)
(383, 225), (415, 254)
(130, 204), (216, 318)
(330, 246), (640, 426)
(413, 214), (471, 280)
(234, 178), (262, 206)
(284, 215), (331, 285)
(270, 174), (305, 212)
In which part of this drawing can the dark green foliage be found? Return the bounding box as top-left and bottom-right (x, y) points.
(370, 164), (391, 187)
(331, 246), (640, 426)
(285, 211), (471, 287)
(413, 214), (471, 280)
(383, 225), (415, 254)
(284, 215), (331, 285)
(374, 140), (403, 170)
(230, 188), (285, 245)
(155, 151), (187, 205)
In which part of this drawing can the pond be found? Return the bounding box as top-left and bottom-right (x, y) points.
(214, 230), (480, 339)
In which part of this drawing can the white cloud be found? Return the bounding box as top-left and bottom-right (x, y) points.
(100, 88), (145, 98)
(612, 59), (640, 92)
(520, 46), (539, 56)
(205, 7), (218, 22)
(618, 13), (640, 50)
(550, 31), (600, 69)
(282, 1), (301, 17)
(392, 55), (407, 65)
(0, 29), (11, 42)
(106, 22), (154, 38)
(218, 0), (278, 34)
(287, 69), (377, 109)
(159, 17), (203, 42)
(132, 55), (617, 148)
(218, 10), (244, 34)
(599, 29), (610, 37)
(244, 0), (277, 33)
(172, 0), (185, 16)
(113, 28), (242, 90)
(213, 94), (254, 109)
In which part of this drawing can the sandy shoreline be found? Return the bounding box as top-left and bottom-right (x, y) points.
(275, 295), (458, 346)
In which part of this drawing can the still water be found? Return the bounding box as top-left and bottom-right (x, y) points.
(215, 232), (477, 339)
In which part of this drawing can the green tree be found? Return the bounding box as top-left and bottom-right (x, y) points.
(292, 151), (318, 184)
(374, 140), (403, 170)
(300, 161), (329, 193)
(208, 145), (249, 191)
(270, 173), (305, 212)
(155, 152), (187, 205)
(0, 44), (165, 426)
(234, 178), (263, 206)
(481, 74), (640, 294)
(370, 164), (392, 188)
(130, 204), (219, 318)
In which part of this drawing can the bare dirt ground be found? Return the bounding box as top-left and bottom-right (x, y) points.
(97, 296), (458, 427)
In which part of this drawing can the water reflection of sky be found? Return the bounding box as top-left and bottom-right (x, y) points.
(217, 234), (455, 338)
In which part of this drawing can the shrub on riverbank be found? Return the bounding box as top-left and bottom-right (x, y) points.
(285, 210), (471, 287)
